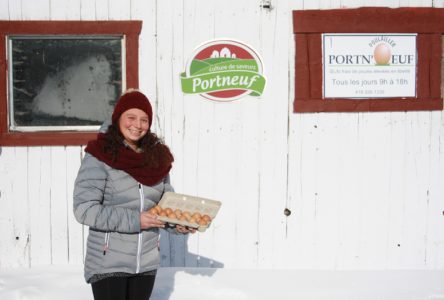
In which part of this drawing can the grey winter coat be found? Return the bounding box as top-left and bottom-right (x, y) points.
(73, 152), (173, 283)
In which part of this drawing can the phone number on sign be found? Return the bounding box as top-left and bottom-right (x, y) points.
(355, 90), (384, 95)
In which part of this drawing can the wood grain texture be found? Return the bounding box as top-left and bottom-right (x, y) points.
(0, 0), (444, 272)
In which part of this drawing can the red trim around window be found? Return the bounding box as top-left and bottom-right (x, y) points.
(0, 20), (142, 146)
(293, 7), (443, 113)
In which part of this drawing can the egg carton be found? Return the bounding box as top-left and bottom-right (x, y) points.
(157, 192), (222, 232)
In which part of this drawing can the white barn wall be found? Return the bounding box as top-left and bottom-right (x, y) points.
(1, 0), (444, 271)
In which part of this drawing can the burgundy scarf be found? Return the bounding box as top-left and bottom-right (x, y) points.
(85, 133), (172, 186)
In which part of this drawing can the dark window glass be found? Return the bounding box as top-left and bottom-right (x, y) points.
(9, 36), (123, 130)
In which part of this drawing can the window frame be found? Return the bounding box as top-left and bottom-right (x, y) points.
(293, 7), (443, 113)
(0, 20), (141, 146)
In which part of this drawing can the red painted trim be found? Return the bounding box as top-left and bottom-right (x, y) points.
(295, 34), (310, 100)
(0, 34), (8, 139)
(0, 132), (98, 146)
(0, 21), (142, 34)
(126, 33), (139, 88)
(0, 21), (142, 146)
(430, 34), (442, 99)
(416, 34), (430, 99)
(294, 98), (443, 113)
(293, 8), (444, 113)
(293, 7), (444, 33)
(308, 35), (322, 100)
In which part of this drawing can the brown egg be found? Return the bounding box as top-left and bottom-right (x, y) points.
(148, 207), (158, 215)
(179, 215), (188, 222)
(182, 211), (191, 221)
(191, 212), (202, 219)
(164, 207), (173, 215)
(202, 214), (211, 222)
(174, 209), (183, 218)
(155, 206), (163, 214)
(159, 211), (167, 217)
(198, 219), (208, 226)
(189, 217), (198, 224)
(167, 212), (177, 219)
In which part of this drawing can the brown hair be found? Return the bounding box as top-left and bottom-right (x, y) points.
(103, 123), (174, 169)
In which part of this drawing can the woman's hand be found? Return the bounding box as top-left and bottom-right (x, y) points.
(140, 211), (165, 230)
(175, 224), (196, 234)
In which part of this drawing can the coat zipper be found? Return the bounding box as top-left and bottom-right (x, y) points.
(103, 232), (110, 255)
(136, 183), (144, 273)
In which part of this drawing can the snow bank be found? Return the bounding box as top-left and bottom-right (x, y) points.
(1, 265), (443, 300)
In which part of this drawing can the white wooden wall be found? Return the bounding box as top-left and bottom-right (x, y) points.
(1, 0), (444, 270)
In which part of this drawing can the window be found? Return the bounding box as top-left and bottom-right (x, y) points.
(0, 21), (141, 146)
(293, 7), (443, 113)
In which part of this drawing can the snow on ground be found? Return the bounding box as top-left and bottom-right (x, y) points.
(1, 265), (444, 300)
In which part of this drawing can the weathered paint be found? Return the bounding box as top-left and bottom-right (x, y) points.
(0, 0), (443, 271)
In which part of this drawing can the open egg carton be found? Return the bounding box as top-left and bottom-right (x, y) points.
(156, 192), (222, 232)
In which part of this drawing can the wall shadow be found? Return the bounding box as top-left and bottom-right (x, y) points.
(151, 229), (224, 300)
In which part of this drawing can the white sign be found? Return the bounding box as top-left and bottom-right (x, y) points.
(323, 34), (417, 98)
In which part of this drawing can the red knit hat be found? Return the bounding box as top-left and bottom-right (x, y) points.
(111, 89), (153, 128)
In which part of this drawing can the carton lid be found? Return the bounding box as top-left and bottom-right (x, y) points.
(157, 192), (222, 231)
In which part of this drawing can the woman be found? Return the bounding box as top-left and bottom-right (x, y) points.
(73, 89), (194, 300)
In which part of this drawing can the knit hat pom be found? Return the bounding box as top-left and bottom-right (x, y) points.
(111, 89), (153, 128)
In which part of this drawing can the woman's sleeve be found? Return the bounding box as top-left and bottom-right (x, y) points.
(163, 174), (174, 193)
(73, 153), (141, 233)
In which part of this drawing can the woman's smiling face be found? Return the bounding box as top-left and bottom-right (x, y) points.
(118, 108), (150, 150)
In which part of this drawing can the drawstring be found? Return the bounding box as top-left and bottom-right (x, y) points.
(103, 232), (110, 255)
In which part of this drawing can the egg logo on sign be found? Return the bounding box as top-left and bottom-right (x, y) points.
(373, 43), (391, 65)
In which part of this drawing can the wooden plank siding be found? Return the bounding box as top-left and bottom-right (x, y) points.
(1, 0), (444, 271)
